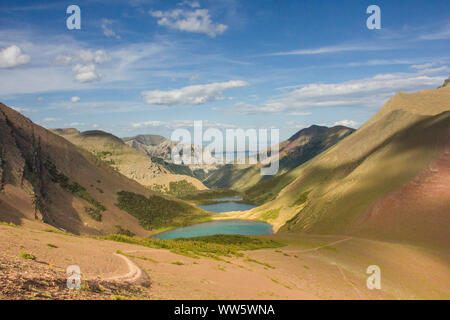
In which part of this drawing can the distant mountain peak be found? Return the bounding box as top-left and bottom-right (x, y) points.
(439, 76), (450, 88)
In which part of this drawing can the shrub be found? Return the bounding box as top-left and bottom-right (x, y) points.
(20, 252), (36, 260)
(115, 191), (208, 230)
(85, 207), (102, 221)
(114, 225), (135, 237)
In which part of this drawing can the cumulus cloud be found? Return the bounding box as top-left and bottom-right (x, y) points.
(52, 49), (109, 83)
(150, 3), (227, 37)
(101, 19), (121, 39)
(0, 45), (31, 68)
(71, 96), (81, 102)
(334, 120), (359, 128)
(142, 80), (248, 106)
(222, 73), (445, 114)
(72, 64), (101, 83)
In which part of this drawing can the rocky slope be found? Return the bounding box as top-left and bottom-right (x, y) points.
(52, 129), (207, 191)
(0, 103), (206, 235)
(123, 134), (217, 180)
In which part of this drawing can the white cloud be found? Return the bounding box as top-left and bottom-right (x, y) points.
(71, 96), (81, 102)
(52, 54), (73, 66)
(72, 64), (101, 83)
(267, 44), (391, 56)
(334, 120), (358, 128)
(11, 106), (38, 114)
(101, 19), (121, 40)
(52, 49), (109, 83)
(41, 117), (61, 122)
(410, 62), (450, 75)
(417, 65), (450, 75)
(0, 45), (31, 68)
(142, 80), (248, 106)
(69, 122), (84, 127)
(288, 111), (312, 116)
(221, 73), (445, 114)
(132, 119), (237, 129)
(178, 0), (200, 8)
(52, 50), (110, 66)
(418, 23), (450, 40)
(77, 49), (110, 64)
(150, 4), (227, 37)
(410, 62), (436, 70)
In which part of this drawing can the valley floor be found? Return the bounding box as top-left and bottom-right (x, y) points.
(0, 223), (448, 300)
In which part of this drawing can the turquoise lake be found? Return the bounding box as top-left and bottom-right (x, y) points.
(153, 219), (273, 240)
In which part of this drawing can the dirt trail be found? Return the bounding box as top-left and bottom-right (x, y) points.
(284, 237), (353, 254)
(104, 252), (150, 287)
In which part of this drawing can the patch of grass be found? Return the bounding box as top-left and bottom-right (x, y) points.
(46, 243), (58, 248)
(260, 208), (281, 221)
(114, 226), (135, 237)
(303, 265), (310, 269)
(168, 180), (198, 196)
(116, 250), (158, 263)
(270, 278), (292, 290)
(245, 257), (275, 269)
(42, 229), (75, 236)
(101, 234), (284, 259)
(115, 190), (209, 230)
(217, 265), (226, 271)
(292, 190), (311, 207)
(171, 261), (184, 266)
(0, 221), (19, 227)
(20, 252), (36, 260)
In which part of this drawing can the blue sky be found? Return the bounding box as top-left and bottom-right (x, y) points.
(0, 0), (449, 141)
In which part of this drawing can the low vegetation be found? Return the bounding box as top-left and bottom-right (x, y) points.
(149, 180), (198, 196)
(20, 252), (36, 260)
(46, 161), (106, 221)
(101, 234), (284, 259)
(114, 226), (135, 237)
(260, 208), (281, 221)
(115, 191), (209, 230)
(85, 207), (102, 221)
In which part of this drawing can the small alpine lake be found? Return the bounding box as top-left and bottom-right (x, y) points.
(152, 219), (273, 240)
